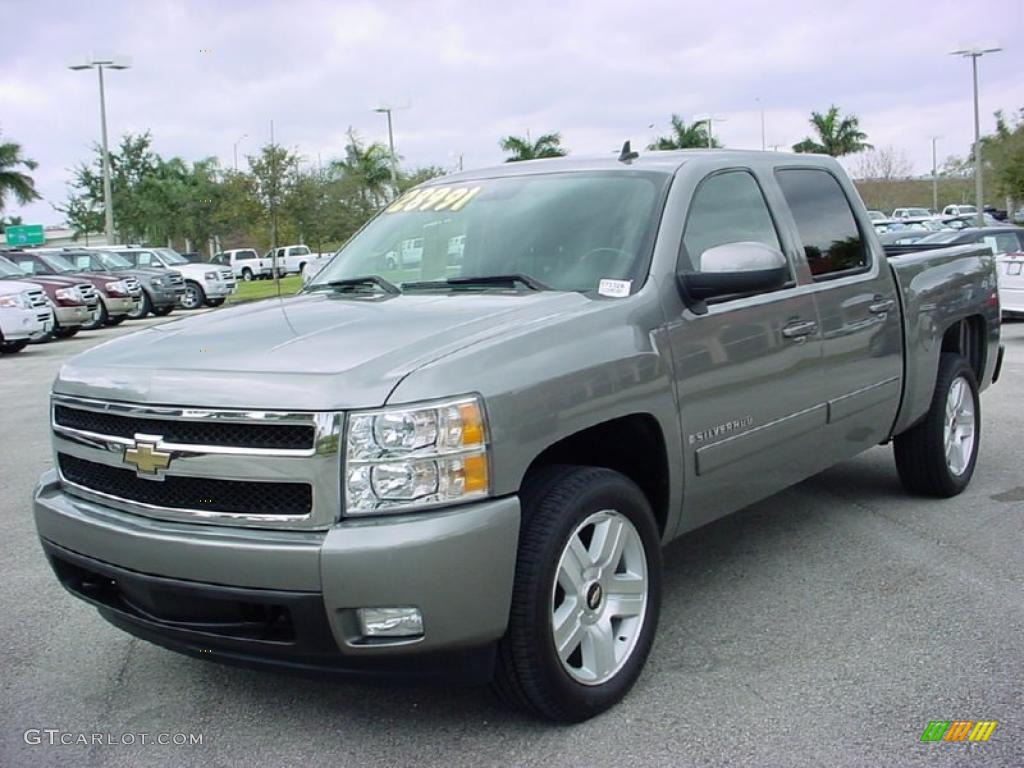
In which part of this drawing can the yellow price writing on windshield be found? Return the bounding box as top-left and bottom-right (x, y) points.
(385, 186), (481, 214)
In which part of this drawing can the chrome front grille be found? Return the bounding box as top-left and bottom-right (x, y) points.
(25, 288), (48, 309)
(167, 273), (185, 287)
(123, 277), (142, 296)
(76, 283), (99, 306)
(50, 394), (342, 529)
(219, 268), (233, 281)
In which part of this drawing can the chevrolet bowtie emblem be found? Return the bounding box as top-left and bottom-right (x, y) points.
(123, 438), (172, 476)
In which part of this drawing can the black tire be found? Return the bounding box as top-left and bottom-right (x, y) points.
(894, 353), (980, 497)
(151, 305), (174, 317)
(206, 297), (225, 307)
(241, 268), (253, 281)
(0, 339), (28, 354)
(126, 291), (152, 320)
(493, 465), (662, 722)
(105, 314), (127, 326)
(181, 281), (205, 310)
(52, 326), (80, 340)
(82, 302), (108, 331)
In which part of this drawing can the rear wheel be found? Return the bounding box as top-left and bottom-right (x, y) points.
(181, 281), (205, 310)
(493, 465), (661, 722)
(894, 353), (980, 497)
(241, 268), (253, 281)
(126, 291), (152, 320)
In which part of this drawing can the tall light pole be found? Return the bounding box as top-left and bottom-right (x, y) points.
(694, 114), (727, 148)
(949, 46), (1001, 227)
(374, 106), (399, 190)
(930, 135), (942, 213)
(233, 133), (247, 172)
(68, 55), (131, 245)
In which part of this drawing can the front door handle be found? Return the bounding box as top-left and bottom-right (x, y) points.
(869, 298), (896, 315)
(782, 320), (818, 342)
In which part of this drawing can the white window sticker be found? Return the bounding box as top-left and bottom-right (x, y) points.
(598, 278), (632, 298)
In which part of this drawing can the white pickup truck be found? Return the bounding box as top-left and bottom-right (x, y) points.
(268, 245), (318, 276)
(211, 248), (273, 281)
(0, 278), (54, 354)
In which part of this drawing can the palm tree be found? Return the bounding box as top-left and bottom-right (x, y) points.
(792, 106), (872, 156)
(499, 132), (567, 162)
(0, 139), (41, 213)
(333, 129), (393, 206)
(647, 115), (720, 150)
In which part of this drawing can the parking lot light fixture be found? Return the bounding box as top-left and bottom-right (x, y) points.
(68, 55), (132, 246)
(949, 46), (1002, 227)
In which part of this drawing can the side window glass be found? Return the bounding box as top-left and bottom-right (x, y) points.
(775, 168), (868, 278)
(681, 170), (785, 278)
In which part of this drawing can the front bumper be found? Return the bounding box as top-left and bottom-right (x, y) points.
(33, 470), (519, 681)
(1, 306), (50, 341)
(103, 295), (137, 317)
(200, 279), (237, 299)
(54, 304), (92, 328)
(147, 285), (180, 308)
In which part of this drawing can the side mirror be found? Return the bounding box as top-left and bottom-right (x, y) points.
(678, 241), (789, 302)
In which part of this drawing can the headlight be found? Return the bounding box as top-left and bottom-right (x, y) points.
(0, 293), (27, 308)
(104, 280), (127, 294)
(54, 287), (79, 302)
(345, 396), (489, 515)
(204, 271), (218, 280)
(151, 277), (165, 287)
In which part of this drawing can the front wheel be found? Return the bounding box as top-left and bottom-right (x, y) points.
(53, 326), (80, 340)
(151, 305), (174, 317)
(206, 297), (225, 307)
(493, 465), (661, 722)
(126, 291), (152, 320)
(0, 339), (28, 354)
(181, 282), (205, 310)
(894, 353), (980, 497)
(81, 302), (107, 331)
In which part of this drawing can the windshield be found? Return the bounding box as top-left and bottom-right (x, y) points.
(917, 231), (961, 244)
(156, 248), (189, 265)
(309, 172), (668, 293)
(95, 251), (133, 270)
(0, 256), (26, 278)
(39, 253), (80, 273)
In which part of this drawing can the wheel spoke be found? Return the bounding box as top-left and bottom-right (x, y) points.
(590, 515), (626, 571)
(605, 579), (646, 619)
(552, 604), (584, 661)
(581, 619), (617, 681)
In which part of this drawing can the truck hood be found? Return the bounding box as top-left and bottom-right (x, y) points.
(174, 263), (229, 280)
(54, 290), (594, 410)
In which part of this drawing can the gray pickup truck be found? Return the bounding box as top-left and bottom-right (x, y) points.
(34, 150), (1002, 722)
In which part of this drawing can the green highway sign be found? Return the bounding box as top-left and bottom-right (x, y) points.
(3, 224), (45, 246)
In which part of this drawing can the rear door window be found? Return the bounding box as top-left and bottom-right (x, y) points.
(775, 168), (868, 279)
(981, 233), (1019, 256)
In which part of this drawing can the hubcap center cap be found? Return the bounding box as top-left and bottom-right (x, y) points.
(585, 581), (603, 611)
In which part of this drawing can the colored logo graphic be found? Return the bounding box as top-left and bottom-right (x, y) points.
(920, 720), (997, 742)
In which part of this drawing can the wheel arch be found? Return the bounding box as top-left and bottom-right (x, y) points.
(519, 413), (671, 537)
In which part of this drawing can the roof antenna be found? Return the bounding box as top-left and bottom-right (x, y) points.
(618, 140), (639, 164)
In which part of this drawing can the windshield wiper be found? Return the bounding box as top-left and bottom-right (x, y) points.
(403, 274), (549, 292)
(310, 275), (401, 294)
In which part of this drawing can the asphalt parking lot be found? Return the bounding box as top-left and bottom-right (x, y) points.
(1, 316), (1021, 768)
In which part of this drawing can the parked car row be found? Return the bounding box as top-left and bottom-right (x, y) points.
(0, 244), (237, 355)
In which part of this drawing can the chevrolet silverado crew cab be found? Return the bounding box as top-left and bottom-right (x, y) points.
(35, 150), (1002, 723)
(94, 245), (236, 309)
(211, 248), (273, 281)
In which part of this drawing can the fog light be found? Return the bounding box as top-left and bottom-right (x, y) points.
(357, 606), (424, 638)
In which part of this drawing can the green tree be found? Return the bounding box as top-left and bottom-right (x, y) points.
(793, 106), (872, 156)
(647, 115), (720, 150)
(332, 130), (394, 208)
(983, 108), (1024, 202)
(0, 138), (41, 212)
(0, 215), (23, 232)
(499, 132), (567, 162)
(397, 165), (447, 193)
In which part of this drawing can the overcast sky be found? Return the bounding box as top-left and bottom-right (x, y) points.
(1, 0), (1022, 225)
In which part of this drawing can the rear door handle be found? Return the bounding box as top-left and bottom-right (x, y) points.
(869, 298), (896, 315)
(782, 320), (818, 342)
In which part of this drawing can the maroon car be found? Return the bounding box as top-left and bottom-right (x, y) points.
(4, 249), (141, 329)
(0, 254), (97, 339)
